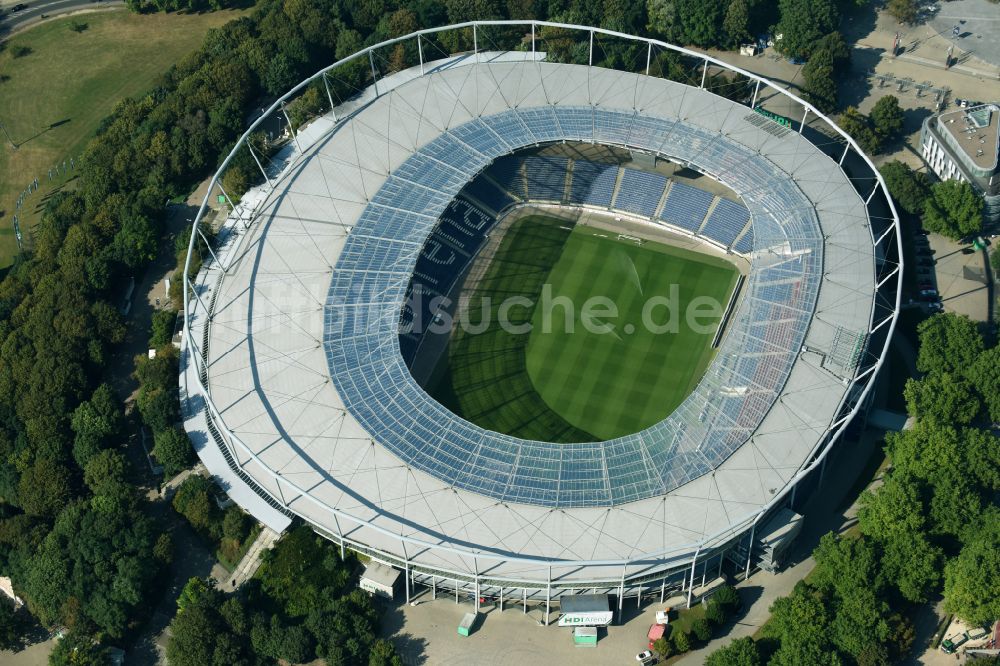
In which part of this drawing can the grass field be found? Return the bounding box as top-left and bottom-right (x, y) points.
(436, 215), (738, 442)
(526, 225), (737, 439)
(0, 8), (251, 267)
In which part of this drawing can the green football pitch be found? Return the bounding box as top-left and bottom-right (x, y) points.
(435, 215), (738, 442)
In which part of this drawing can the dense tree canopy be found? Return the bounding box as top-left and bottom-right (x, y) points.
(923, 180), (984, 240)
(870, 95), (904, 141)
(944, 518), (1000, 625)
(838, 107), (881, 155)
(774, 0), (839, 59)
(903, 372), (980, 424)
(915, 313), (984, 375)
(705, 637), (762, 666)
(879, 160), (930, 216)
(801, 33), (850, 113)
(709, 309), (1000, 664)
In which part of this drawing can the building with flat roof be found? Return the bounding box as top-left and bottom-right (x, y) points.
(179, 23), (902, 623)
(921, 102), (1000, 222)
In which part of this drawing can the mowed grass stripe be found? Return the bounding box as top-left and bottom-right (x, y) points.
(444, 216), (595, 442)
(525, 227), (737, 440)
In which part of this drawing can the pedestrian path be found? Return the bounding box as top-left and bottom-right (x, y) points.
(221, 526), (280, 590)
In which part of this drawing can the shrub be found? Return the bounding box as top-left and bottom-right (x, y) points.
(150, 309), (178, 347)
(653, 636), (673, 657)
(172, 475), (223, 540)
(712, 584), (740, 612)
(692, 617), (713, 642)
(705, 599), (727, 625)
(673, 629), (692, 653)
(223, 507), (249, 542)
(153, 427), (196, 477)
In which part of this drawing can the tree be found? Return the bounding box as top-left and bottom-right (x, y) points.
(903, 372), (980, 424)
(172, 476), (222, 541)
(49, 632), (108, 666)
(653, 636), (674, 657)
(149, 309), (177, 348)
(880, 531), (943, 603)
(369, 638), (403, 666)
(673, 628), (692, 652)
(166, 600), (233, 666)
(922, 179), (984, 240)
(177, 577), (210, 613)
(838, 107), (881, 155)
(152, 427), (195, 477)
(0, 598), (28, 652)
(859, 475), (943, 601)
(968, 347), (1000, 423)
(801, 33), (850, 113)
(647, 0), (728, 48)
(153, 532), (174, 565)
(884, 422), (996, 536)
(222, 508), (249, 542)
(915, 313), (983, 375)
(723, 0), (753, 46)
(887, 0), (919, 24)
(21, 499), (158, 637)
(258, 525), (352, 618)
(70, 383), (122, 469)
(802, 48), (838, 112)
(705, 599), (727, 625)
(712, 584), (740, 612)
(762, 581), (833, 652)
(692, 616), (713, 641)
(879, 161), (930, 216)
(870, 95), (904, 141)
(18, 458), (73, 518)
(944, 527), (1000, 625)
(82, 449), (129, 497)
(809, 534), (894, 660)
(250, 613), (315, 663)
(705, 637), (761, 666)
(857, 473), (924, 540)
(221, 166), (251, 203)
(774, 0), (839, 59)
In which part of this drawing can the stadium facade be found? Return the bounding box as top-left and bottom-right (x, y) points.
(180, 23), (902, 618)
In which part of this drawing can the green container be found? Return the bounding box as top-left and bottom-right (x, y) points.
(458, 612), (477, 637)
(573, 627), (598, 646)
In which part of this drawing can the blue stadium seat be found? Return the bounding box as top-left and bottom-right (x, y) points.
(487, 156), (527, 199)
(613, 169), (667, 218)
(524, 156), (569, 202)
(568, 160), (617, 207)
(733, 227), (754, 254)
(700, 198), (752, 248)
(658, 182), (714, 232)
(463, 175), (516, 214)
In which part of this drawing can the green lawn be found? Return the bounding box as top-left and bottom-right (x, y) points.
(437, 215), (737, 442)
(525, 225), (737, 439)
(444, 216), (594, 442)
(0, 7), (251, 267)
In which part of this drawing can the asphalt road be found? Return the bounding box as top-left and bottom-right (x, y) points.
(0, 0), (123, 39)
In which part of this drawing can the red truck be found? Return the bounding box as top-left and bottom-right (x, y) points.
(647, 623), (666, 649)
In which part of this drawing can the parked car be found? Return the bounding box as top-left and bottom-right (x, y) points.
(636, 650), (655, 664)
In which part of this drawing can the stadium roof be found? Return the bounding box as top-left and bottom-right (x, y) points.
(185, 46), (887, 583)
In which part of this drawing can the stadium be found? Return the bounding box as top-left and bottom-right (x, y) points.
(180, 22), (902, 618)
